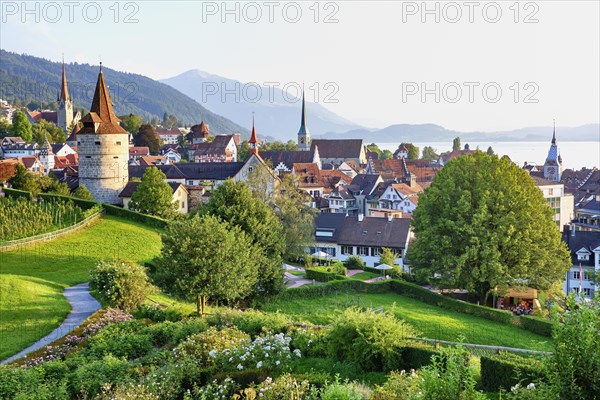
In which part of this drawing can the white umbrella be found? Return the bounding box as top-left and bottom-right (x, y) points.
(311, 251), (329, 258)
(375, 263), (394, 277)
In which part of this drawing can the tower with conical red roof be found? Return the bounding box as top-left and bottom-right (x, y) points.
(57, 58), (75, 133)
(78, 64), (130, 204)
(297, 89), (310, 151)
(249, 115), (259, 156)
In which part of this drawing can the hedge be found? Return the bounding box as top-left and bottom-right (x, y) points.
(401, 343), (440, 370)
(480, 352), (548, 391)
(103, 204), (167, 229)
(37, 192), (98, 210)
(305, 268), (347, 282)
(388, 280), (554, 337)
(2, 187), (33, 200)
(275, 280), (392, 301)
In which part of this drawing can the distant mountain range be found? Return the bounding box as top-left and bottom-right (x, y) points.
(319, 123), (600, 143)
(161, 70), (361, 141)
(0, 50), (248, 136)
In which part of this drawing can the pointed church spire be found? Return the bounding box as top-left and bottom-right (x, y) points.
(298, 89), (309, 135)
(60, 56), (69, 102)
(249, 113), (258, 155)
(552, 119), (556, 144)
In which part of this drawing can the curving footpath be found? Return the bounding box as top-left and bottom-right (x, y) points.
(1, 282), (101, 365)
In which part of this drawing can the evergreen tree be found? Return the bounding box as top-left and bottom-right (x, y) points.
(128, 167), (176, 218)
(135, 124), (162, 154)
(486, 146), (494, 156)
(452, 137), (461, 152)
(73, 184), (95, 201)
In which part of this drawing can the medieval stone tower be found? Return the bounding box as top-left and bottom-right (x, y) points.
(78, 66), (129, 204)
(57, 61), (75, 133)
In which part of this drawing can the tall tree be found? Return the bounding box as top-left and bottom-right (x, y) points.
(155, 214), (259, 316)
(10, 111), (33, 141)
(464, 143), (470, 150)
(0, 116), (11, 135)
(119, 114), (144, 135)
(380, 149), (393, 160)
(128, 167), (176, 218)
(399, 143), (420, 160)
(275, 174), (317, 260)
(135, 124), (162, 154)
(422, 146), (439, 162)
(452, 137), (461, 152)
(204, 179), (286, 297)
(486, 146), (494, 156)
(32, 120), (66, 145)
(407, 151), (571, 304)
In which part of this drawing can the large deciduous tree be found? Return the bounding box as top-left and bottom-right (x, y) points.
(10, 111), (33, 142)
(128, 167), (176, 218)
(407, 151), (570, 304)
(135, 124), (162, 154)
(32, 119), (66, 145)
(204, 179), (286, 297)
(119, 114), (144, 135)
(155, 214), (259, 316)
(422, 146), (439, 162)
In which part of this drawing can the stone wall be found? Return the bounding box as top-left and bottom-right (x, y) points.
(78, 133), (129, 204)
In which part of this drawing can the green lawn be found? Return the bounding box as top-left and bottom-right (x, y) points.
(0, 215), (162, 359)
(262, 292), (553, 352)
(348, 271), (379, 280)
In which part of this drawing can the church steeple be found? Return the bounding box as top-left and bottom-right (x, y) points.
(551, 119), (556, 145)
(297, 88), (311, 151)
(57, 56), (74, 133)
(60, 57), (69, 102)
(249, 114), (258, 156)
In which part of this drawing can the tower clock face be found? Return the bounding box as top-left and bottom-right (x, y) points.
(547, 167), (555, 174)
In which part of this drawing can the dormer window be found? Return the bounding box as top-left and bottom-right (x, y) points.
(578, 254), (589, 261)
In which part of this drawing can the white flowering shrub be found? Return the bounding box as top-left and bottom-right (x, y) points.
(253, 375), (312, 400)
(289, 326), (328, 357)
(172, 327), (250, 367)
(211, 333), (301, 373)
(183, 378), (238, 400)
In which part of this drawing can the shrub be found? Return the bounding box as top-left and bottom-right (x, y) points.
(520, 315), (554, 337)
(69, 354), (131, 398)
(172, 327), (250, 367)
(317, 377), (372, 400)
(134, 304), (187, 323)
(97, 382), (160, 400)
(327, 308), (417, 371)
(90, 260), (153, 312)
(2, 187), (33, 200)
(420, 345), (486, 400)
(184, 377), (239, 400)
(345, 255), (366, 270)
(371, 370), (422, 400)
(231, 309), (290, 337)
(290, 325), (329, 357)
(84, 320), (153, 360)
(0, 365), (68, 400)
(480, 352), (548, 392)
(252, 374), (312, 400)
(212, 333), (301, 373)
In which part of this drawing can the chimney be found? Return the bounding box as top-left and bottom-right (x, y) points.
(358, 213), (364, 222)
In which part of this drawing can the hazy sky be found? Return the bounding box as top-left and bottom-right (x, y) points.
(1, 1), (599, 131)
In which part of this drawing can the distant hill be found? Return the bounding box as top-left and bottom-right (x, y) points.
(161, 69), (362, 141)
(320, 123), (600, 143)
(0, 50), (248, 136)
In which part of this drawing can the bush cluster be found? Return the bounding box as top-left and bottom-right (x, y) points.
(90, 260), (153, 312)
(480, 352), (548, 392)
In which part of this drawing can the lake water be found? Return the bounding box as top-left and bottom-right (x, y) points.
(378, 141), (600, 170)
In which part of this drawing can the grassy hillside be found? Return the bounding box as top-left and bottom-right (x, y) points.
(262, 292), (553, 352)
(0, 215), (162, 359)
(0, 50), (249, 135)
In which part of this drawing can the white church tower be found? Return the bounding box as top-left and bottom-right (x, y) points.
(57, 60), (74, 133)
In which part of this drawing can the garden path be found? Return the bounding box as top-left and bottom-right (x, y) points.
(0, 282), (100, 365)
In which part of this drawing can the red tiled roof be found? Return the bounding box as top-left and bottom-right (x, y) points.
(54, 154), (78, 168)
(129, 146), (150, 156)
(79, 70), (128, 135)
